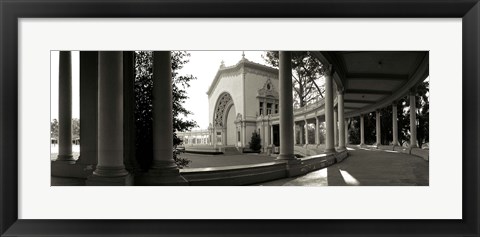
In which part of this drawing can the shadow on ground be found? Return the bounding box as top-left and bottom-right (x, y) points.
(256, 147), (429, 186)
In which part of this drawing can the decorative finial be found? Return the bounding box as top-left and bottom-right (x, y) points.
(240, 51), (249, 62)
(220, 60), (225, 68)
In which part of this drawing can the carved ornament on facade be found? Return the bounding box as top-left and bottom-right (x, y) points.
(214, 93), (233, 127)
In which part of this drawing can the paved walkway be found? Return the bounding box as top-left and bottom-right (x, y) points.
(256, 147), (429, 186)
(52, 148), (428, 186)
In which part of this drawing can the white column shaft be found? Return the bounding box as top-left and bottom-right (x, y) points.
(152, 51), (176, 167)
(360, 115), (365, 145)
(57, 51), (74, 162)
(277, 52), (295, 160)
(293, 124), (297, 145)
(334, 108), (338, 147)
(376, 110), (381, 146)
(392, 103), (399, 145)
(304, 120), (309, 145)
(338, 92), (345, 149)
(95, 51), (128, 176)
(410, 92), (418, 148)
(324, 68), (335, 153)
(270, 124), (274, 145)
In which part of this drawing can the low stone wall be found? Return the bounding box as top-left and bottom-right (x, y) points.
(181, 161), (288, 185)
(51, 150), (349, 186)
(181, 150), (349, 185)
(182, 146), (223, 155)
(410, 148), (429, 161)
(353, 144), (429, 161)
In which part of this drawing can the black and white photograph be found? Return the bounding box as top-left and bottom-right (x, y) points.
(3, 0), (479, 235)
(50, 51), (429, 186)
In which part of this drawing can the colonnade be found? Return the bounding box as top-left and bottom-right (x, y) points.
(54, 51), (421, 184)
(357, 92), (418, 148)
(276, 51), (420, 165)
(54, 51), (186, 185)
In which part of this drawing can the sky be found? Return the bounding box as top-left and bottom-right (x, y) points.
(50, 51), (268, 129)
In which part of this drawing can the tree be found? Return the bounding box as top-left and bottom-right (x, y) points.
(72, 118), (80, 140)
(50, 118), (79, 140)
(263, 51), (326, 108)
(413, 79), (429, 148)
(134, 51), (197, 171)
(249, 131), (262, 152)
(50, 119), (59, 140)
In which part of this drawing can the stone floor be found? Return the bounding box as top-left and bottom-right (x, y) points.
(256, 147), (429, 186)
(52, 147), (429, 186)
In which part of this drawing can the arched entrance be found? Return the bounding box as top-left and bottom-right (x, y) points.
(213, 92), (236, 146)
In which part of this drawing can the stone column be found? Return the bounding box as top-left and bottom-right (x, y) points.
(304, 119), (309, 145)
(88, 51), (130, 185)
(334, 106), (338, 147)
(263, 99), (267, 115)
(261, 119), (266, 152)
(338, 90), (346, 150)
(222, 128), (226, 146)
(77, 51), (98, 166)
(376, 110), (381, 147)
(140, 51), (186, 185)
(360, 115), (365, 146)
(392, 102), (399, 146)
(293, 124), (297, 145)
(345, 120), (349, 145)
(315, 117), (320, 145)
(277, 51), (296, 160)
(324, 66), (335, 153)
(57, 51), (74, 163)
(409, 90), (418, 148)
(299, 122), (304, 144)
(242, 122), (246, 148)
(270, 124), (274, 145)
(213, 127), (217, 148)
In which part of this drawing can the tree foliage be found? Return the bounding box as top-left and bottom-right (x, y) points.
(134, 51), (197, 170)
(50, 118), (79, 141)
(51, 119), (59, 140)
(263, 51), (326, 108)
(249, 131), (262, 152)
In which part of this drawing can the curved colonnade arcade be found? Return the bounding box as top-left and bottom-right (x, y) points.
(52, 51), (428, 186)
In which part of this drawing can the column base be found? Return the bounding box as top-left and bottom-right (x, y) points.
(135, 161), (188, 186)
(407, 146), (418, 154)
(86, 173), (133, 186)
(93, 165), (129, 177)
(56, 154), (75, 164)
(324, 148), (336, 154)
(285, 159), (303, 177)
(337, 146), (346, 151)
(276, 154), (297, 160)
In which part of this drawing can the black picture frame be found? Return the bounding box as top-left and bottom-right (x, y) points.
(1, 0), (479, 236)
